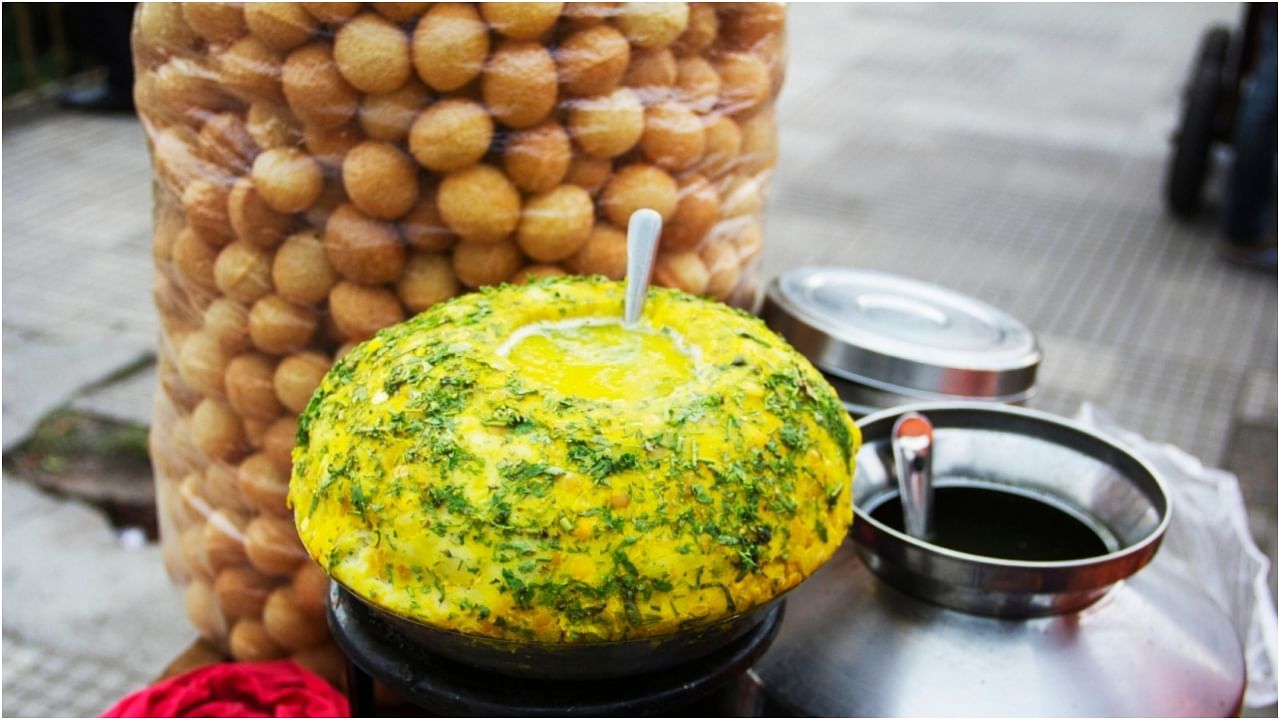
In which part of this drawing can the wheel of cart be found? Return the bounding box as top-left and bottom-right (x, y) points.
(1164, 4), (1267, 220)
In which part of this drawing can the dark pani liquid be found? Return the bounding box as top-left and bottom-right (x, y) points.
(869, 486), (1109, 561)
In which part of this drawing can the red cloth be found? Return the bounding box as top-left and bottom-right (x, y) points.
(101, 660), (348, 718)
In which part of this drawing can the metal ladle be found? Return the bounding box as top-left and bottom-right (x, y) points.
(892, 411), (934, 540)
(624, 209), (662, 326)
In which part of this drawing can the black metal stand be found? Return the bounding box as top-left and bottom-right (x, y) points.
(328, 582), (781, 717)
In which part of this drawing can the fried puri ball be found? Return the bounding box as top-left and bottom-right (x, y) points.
(654, 249), (709, 295)
(359, 78), (430, 142)
(503, 121), (571, 193)
(566, 223), (627, 279)
(342, 141), (420, 219)
(214, 241), (274, 304)
(183, 179), (234, 246)
(563, 2), (617, 28)
(243, 415), (272, 449)
(516, 185), (595, 262)
(556, 24), (629, 97)
(302, 2), (362, 25)
(230, 619), (287, 662)
(172, 227), (221, 297)
(700, 113), (742, 176)
(564, 153), (613, 191)
(263, 416), (298, 475)
(274, 351), (330, 414)
(273, 231), (339, 305)
(148, 59), (233, 126)
(719, 2), (786, 48)
(191, 398), (245, 462)
(264, 588), (329, 650)
(700, 238), (740, 299)
(136, 3), (199, 60)
(245, 514), (307, 577)
(228, 177), (292, 250)
(206, 461), (253, 514)
(179, 330), (232, 398)
(437, 165), (521, 244)
(719, 173), (763, 218)
(185, 580), (224, 640)
(329, 281), (406, 341)
(622, 47), (677, 96)
(601, 163), (678, 226)
(204, 298), (252, 354)
(731, 217), (764, 262)
(412, 3), (490, 92)
(482, 40), (558, 129)
(334, 13), (412, 94)
(675, 56), (720, 112)
(568, 87), (643, 158)
(397, 252), (461, 312)
(303, 178), (348, 229)
(251, 148), (324, 214)
(198, 113), (257, 176)
(737, 106), (778, 174)
(245, 103), (301, 150)
(512, 264), (568, 283)
(399, 189), (459, 252)
(408, 99), (493, 172)
(248, 294), (317, 355)
(672, 3), (718, 55)
(616, 2), (689, 49)
(302, 122), (365, 169)
(183, 3), (246, 44)
(245, 3), (317, 52)
(225, 352), (283, 421)
(214, 566), (275, 619)
(481, 3), (563, 39)
(324, 203), (407, 283)
(292, 562), (330, 618)
(282, 43), (361, 130)
(452, 239), (524, 288)
(154, 126), (208, 195)
(218, 37), (284, 104)
(714, 52), (770, 115)
(374, 3), (432, 23)
(662, 173), (719, 250)
(641, 101), (705, 170)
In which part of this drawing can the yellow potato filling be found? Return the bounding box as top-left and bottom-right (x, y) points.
(290, 276), (858, 642)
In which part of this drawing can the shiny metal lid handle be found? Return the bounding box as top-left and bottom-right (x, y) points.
(892, 411), (935, 540)
(624, 209), (662, 326)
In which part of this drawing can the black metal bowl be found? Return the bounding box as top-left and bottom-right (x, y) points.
(331, 577), (785, 680)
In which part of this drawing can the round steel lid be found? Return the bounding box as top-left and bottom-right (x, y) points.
(762, 267), (1040, 401)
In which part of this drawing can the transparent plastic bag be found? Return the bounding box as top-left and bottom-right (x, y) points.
(1075, 403), (1277, 708)
(135, 2), (786, 679)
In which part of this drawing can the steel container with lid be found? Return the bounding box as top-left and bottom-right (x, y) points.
(762, 267), (1042, 415)
(753, 403), (1246, 717)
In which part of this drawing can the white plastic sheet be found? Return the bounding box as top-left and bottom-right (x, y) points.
(1076, 403), (1278, 708)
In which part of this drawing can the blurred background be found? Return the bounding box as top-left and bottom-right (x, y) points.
(2, 2), (1276, 716)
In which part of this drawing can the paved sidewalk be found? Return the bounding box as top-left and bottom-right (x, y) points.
(1, 3), (1273, 716)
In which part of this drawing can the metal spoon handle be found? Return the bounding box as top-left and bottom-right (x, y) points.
(624, 209), (662, 326)
(892, 412), (935, 540)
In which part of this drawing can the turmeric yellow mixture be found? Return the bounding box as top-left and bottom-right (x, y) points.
(290, 277), (858, 642)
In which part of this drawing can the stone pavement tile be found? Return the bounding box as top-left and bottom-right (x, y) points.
(1, 113), (155, 350)
(69, 362), (157, 428)
(2, 634), (154, 717)
(1238, 369), (1280, 425)
(1, 328), (152, 451)
(2, 477), (194, 685)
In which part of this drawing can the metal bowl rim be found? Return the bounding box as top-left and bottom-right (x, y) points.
(852, 401), (1172, 573)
